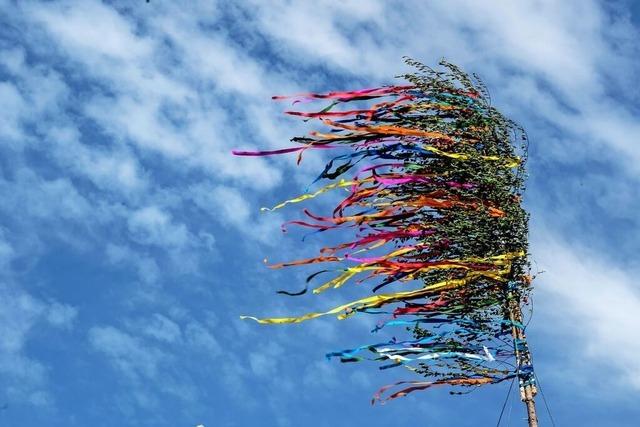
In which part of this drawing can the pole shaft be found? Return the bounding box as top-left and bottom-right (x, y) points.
(507, 295), (539, 427)
(524, 390), (539, 427)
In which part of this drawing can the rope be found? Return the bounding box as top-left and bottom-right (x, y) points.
(506, 383), (514, 426)
(495, 377), (515, 426)
(535, 372), (557, 427)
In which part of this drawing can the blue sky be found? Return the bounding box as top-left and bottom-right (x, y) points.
(1, 1), (639, 426)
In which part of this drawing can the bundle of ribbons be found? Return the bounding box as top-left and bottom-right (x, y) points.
(233, 59), (534, 404)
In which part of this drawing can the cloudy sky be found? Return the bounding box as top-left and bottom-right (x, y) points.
(1, 0), (640, 425)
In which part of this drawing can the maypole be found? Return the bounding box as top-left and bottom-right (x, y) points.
(234, 59), (538, 425)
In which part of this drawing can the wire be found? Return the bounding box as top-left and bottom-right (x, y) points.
(506, 383), (514, 426)
(495, 377), (515, 426)
(535, 372), (557, 427)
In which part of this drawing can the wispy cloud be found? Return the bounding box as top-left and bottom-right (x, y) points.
(1, 0), (639, 425)
(0, 281), (77, 407)
(533, 230), (640, 389)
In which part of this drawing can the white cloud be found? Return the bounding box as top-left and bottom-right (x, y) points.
(208, 186), (252, 228)
(190, 183), (287, 246)
(153, 8), (270, 97)
(89, 325), (165, 382)
(88, 313), (223, 414)
(0, 48), (69, 149)
(0, 170), (92, 223)
(248, 341), (283, 377)
(533, 230), (640, 389)
(141, 314), (182, 344)
(0, 82), (27, 142)
(84, 94), (192, 158)
(46, 302), (78, 330)
(303, 359), (338, 389)
(184, 322), (221, 356)
(22, 0), (285, 191)
(0, 229), (15, 268)
(249, 353), (276, 378)
(127, 206), (189, 248)
(246, 0), (390, 79)
(26, 0), (153, 63)
(0, 282), (78, 407)
(46, 125), (149, 195)
(106, 244), (160, 285)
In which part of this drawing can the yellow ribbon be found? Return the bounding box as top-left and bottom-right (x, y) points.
(240, 252), (526, 325)
(426, 146), (520, 167)
(310, 250), (524, 294)
(261, 179), (360, 212)
(311, 246), (425, 294)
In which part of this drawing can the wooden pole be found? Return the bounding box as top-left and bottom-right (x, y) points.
(507, 294), (539, 427)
